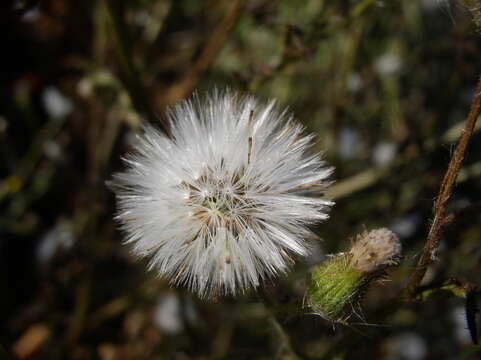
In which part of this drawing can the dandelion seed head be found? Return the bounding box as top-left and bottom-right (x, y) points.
(112, 90), (333, 298)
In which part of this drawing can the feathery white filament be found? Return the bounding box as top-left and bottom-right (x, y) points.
(112, 90), (333, 298)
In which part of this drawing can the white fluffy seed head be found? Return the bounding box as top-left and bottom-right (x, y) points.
(112, 90), (334, 299)
(349, 228), (402, 274)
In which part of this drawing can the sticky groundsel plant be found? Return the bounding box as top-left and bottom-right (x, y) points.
(112, 75), (480, 343)
(111, 87), (409, 336)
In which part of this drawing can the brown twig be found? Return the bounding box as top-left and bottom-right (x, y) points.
(157, 0), (243, 107)
(405, 74), (481, 298)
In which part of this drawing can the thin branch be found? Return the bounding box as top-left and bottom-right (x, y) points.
(157, 0), (243, 107)
(267, 314), (301, 360)
(103, 0), (169, 134)
(405, 74), (481, 298)
(257, 289), (305, 360)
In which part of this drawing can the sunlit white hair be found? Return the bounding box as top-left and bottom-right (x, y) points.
(112, 90), (333, 299)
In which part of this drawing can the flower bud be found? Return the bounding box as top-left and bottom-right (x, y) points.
(307, 228), (401, 323)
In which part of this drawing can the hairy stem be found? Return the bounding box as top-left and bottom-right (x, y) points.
(405, 74), (481, 298)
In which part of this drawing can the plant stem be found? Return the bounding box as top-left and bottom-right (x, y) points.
(158, 0), (243, 107)
(267, 314), (301, 360)
(258, 290), (304, 360)
(405, 74), (481, 298)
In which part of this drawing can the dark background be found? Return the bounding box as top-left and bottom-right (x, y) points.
(2, 0), (481, 359)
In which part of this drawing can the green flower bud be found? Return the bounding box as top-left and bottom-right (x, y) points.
(307, 228), (401, 323)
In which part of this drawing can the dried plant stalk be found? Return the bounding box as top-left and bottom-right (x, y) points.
(406, 74), (481, 297)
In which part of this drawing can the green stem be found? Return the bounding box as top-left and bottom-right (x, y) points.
(258, 291), (304, 360)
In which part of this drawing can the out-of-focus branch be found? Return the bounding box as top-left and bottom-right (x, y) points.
(258, 288), (303, 360)
(326, 116), (481, 201)
(103, 0), (169, 133)
(405, 74), (481, 298)
(156, 0), (243, 108)
(349, 0), (376, 18)
(267, 314), (301, 360)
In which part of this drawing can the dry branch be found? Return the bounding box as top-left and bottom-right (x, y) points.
(157, 0), (243, 108)
(405, 74), (481, 297)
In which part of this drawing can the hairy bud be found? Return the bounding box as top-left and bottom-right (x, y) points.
(307, 228), (402, 323)
(350, 228), (402, 274)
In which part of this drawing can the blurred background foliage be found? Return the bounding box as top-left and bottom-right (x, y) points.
(2, 0), (481, 359)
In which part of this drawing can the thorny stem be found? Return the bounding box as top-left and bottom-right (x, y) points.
(405, 74), (481, 298)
